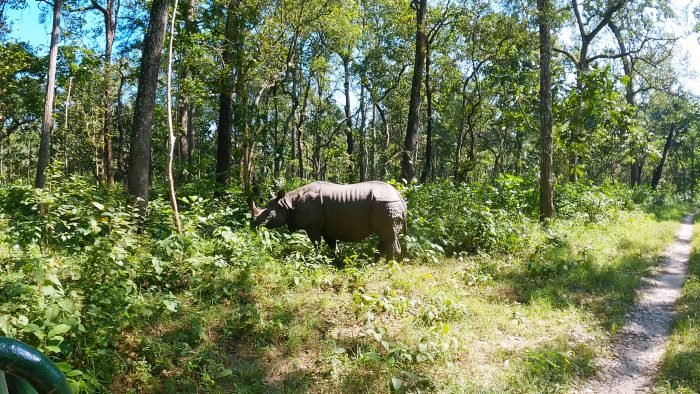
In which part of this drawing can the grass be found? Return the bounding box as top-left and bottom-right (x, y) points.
(102, 210), (679, 393)
(645, 201), (692, 222)
(0, 202), (686, 393)
(655, 221), (700, 393)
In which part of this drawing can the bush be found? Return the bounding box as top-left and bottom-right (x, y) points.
(402, 179), (532, 259)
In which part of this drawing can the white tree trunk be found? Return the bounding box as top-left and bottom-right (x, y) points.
(166, 0), (182, 233)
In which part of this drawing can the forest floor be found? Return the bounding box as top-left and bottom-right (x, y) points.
(577, 214), (695, 394)
(4, 190), (698, 392)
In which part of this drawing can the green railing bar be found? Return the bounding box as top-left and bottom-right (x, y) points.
(0, 337), (72, 394)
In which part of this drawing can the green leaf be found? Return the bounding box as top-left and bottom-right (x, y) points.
(42, 285), (58, 296)
(46, 274), (62, 287)
(215, 369), (233, 378)
(92, 201), (105, 210)
(362, 352), (380, 360)
(65, 370), (83, 377)
(54, 362), (72, 372)
(68, 380), (80, 393)
(45, 345), (61, 353)
(48, 324), (71, 338)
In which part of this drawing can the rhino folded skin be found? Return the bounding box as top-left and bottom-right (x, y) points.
(252, 181), (407, 261)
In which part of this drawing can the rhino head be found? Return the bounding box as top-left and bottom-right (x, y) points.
(251, 189), (289, 228)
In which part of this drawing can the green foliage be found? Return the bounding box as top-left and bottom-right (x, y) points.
(512, 343), (595, 391)
(0, 173), (690, 391)
(403, 177), (536, 260)
(555, 182), (631, 223)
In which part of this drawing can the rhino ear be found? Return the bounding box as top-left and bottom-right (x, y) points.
(276, 189), (286, 200)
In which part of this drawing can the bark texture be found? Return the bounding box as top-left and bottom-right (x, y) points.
(401, 0), (427, 184)
(127, 0), (169, 214)
(36, 0), (63, 189)
(538, 0), (554, 220)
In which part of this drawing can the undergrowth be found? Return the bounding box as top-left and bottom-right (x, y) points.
(0, 172), (688, 392)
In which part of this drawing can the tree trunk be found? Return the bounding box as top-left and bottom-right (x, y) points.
(569, 68), (582, 183)
(236, 69), (251, 192)
(273, 89), (281, 178)
(95, 0), (118, 187)
(454, 81), (468, 182)
(166, 0), (182, 232)
(286, 63), (299, 177)
(370, 103), (376, 179)
(343, 56), (355, 181)
(178, 0), (197, 173)
(376, 104), (389, 179)
(651, 126), (674, 190)
(116, 68), (126, 183)
(215, 0), (240, 187)
(295, 76), (311, 179)
(187, 104), (195, 169)
(216, 92), (233, 186)
(401, 0), (427, 184)
(420, 42), (433, 183)
(359, 84), (367, 182)
(63, 76), (72, 173)
(36, 0), (63, 189)
(609, 21), (643, 188)
(630, 162), (640, 186)
(127, 0), (169, 214)
(538, 0), (554, 220)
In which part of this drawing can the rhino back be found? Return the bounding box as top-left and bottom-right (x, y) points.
(319, 182), (403, 241)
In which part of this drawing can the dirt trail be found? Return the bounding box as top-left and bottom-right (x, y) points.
(578, 214), (695, 394)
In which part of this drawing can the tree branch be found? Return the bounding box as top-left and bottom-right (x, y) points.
(90, 0), (108, 15)
(553, 47), (578, 65)
(585, 0), (629, 42)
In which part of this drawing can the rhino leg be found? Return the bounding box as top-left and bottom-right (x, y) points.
(390, 216), (403, 259)
(323, 236), (338, 257)
(306, 229), (323, 246)
(374, 240), (385, 263)
(379, 236), (398, 261)
(370, 200), (405, 262)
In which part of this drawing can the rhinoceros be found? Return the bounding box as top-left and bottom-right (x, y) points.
(251, 181), (407, 261)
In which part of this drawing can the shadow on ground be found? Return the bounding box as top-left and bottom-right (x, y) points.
(499, 230), (678, 331)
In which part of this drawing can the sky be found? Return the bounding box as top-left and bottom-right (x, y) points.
(4, 0), (700, 96)
(6, 0), (104, 52)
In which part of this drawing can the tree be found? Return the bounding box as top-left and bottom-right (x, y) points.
(401, 0), (427, 183)
(214, 0), (241, 188)
(538, 0), (554, 219)
(127, 0), (169, 214)
(36, 0), (64, 189)
(166, 0), (182, 232)
(176, 0), (197, 174)
(605, 5), (677, 186)
(420, 1), (453, 183)
(555, 0), (630, 182)
(87, 0), (120, 186)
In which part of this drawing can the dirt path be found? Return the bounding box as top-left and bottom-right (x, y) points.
(577, 214), (695, 394)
